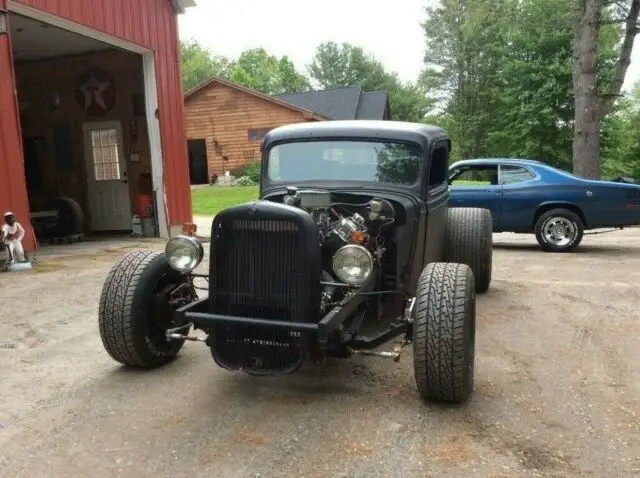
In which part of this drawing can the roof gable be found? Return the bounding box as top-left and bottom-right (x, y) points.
(184, 76), (328, 120)
(355, 91), (390, 120)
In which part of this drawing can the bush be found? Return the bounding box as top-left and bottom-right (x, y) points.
(241, 161), (261, 183)
(235, 176), (256, 187)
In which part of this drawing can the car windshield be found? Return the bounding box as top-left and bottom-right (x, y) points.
(266, 140), (423, 186)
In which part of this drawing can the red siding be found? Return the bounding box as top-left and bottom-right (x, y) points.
(0, 0), (191, 247)
(0, 0), (34, 249)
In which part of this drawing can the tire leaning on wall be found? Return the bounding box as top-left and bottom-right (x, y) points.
(54, 196), (85, 236)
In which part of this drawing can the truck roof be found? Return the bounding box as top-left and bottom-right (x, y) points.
(263, 120), (450, 149)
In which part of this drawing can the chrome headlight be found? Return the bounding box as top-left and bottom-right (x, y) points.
(332, 244), (374, 286)
(165, 235), (204, 273)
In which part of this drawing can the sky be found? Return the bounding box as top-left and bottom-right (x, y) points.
(177, 0), (640, 92)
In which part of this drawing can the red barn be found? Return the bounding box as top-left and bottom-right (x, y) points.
(0, 0), (195, 252)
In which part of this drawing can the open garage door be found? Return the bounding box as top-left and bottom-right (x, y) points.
(5, 6), (169, 242)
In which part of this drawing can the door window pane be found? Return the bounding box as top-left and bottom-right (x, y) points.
(450, 166), (498, 186)
(91, 128), (121, 181)
(500, 165), (535, 185)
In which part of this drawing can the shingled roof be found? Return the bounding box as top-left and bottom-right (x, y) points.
(276, 86), (391, 120)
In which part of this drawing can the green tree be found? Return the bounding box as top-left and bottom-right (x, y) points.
(180, 39), (233, 91)
(486, 0), (576, 169)
(229, 48), (310, 95)
(420, 0), (624, 172)
(307, 41), (431, 122)
(572, 0), (640, 179)
(420, 0), (513, 161)
(307, 42), (388, 89)
(601, 82), (640, 178)
(180, 41), (309, 95)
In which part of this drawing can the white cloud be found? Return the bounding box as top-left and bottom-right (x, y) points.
(178, 0), (640, 91)
(177, 0), (427, 84)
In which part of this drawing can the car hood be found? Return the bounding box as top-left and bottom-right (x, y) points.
(261, 180), (424, 202)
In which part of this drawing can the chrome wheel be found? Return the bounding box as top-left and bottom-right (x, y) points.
(542, 217), (576, 247)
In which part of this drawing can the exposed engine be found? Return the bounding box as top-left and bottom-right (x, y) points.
(280, 187), (396, 312)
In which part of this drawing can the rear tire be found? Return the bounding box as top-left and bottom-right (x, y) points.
(534, 208), (584, 252)
(412, 262), (476, 403)
(99, 250), (192, 368)
(444, 207), (493, 293)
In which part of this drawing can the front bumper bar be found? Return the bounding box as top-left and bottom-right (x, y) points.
(173, 287), (368, 345)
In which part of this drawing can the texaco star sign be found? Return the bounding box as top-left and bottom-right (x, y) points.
(75, 67), (116, 116)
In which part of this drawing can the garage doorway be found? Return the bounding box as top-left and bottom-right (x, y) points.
(6, 2), (169, 241)
(188, 139), (209, 185)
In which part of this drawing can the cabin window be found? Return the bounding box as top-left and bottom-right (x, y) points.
(500, 165), (535, 185)
(429, 144), (449, 188)
(247, 127), (274, 141)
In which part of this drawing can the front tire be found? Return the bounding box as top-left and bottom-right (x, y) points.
(444, 207), (493, 293)
(534, 208), (584, 252)
(99, 250), (194, 368)
(412, 262), (476, 403)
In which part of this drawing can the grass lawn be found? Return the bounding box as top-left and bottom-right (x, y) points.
(191, 186), (259, 216)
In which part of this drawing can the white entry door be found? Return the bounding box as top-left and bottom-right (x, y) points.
(82, 121), (132, 231)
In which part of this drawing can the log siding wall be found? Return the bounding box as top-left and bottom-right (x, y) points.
(185, 82), (317, 179)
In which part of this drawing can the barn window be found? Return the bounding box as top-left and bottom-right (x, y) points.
(247, 127), (273, 141)
(90, 128), (121, 181)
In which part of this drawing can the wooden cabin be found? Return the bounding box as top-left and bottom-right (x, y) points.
(184, 77), (391, 184)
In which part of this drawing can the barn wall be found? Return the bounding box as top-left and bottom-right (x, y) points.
(0, 0), (34, 248)
(15, 50), (151, 230)
(2, 0), (191, 240)
(185, 82), (315, 178)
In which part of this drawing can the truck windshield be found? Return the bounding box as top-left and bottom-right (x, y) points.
(266, 140), (422, 186)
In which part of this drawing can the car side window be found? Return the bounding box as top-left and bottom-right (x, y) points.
(428, 143), (449, 189)
(500, 165), (535, 185)
(450, 166), (499, 186)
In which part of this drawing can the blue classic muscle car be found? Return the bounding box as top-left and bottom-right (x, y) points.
(448, 158), (640, 252)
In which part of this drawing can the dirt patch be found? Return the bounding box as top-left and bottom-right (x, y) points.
(32, 261), (69, 273)
(0, 231), (639, 477)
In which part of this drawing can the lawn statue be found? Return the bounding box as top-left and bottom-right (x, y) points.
(2, 211), (27, 263)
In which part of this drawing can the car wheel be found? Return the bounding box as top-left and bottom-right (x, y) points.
(444, 207), (493, 293)
(534, 208), (584, 252)
(98, 250), (196, 368)
(412, 262), (476, 403)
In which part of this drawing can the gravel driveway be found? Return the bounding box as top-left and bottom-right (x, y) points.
(1, 231), (638, 477)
